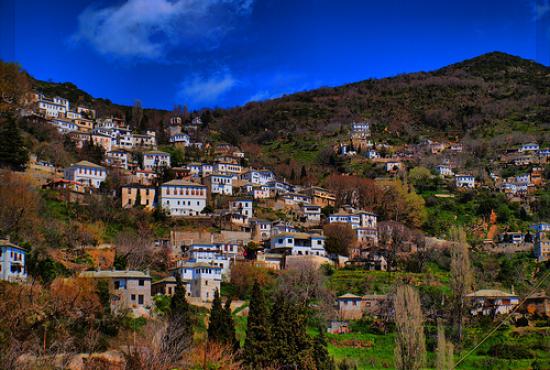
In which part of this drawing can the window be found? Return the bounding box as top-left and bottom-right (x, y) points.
(114, 280), (126, 289)
(131, 294), (136, 301)
(138, 295), (144, 305)
(139, 279), (145, 286)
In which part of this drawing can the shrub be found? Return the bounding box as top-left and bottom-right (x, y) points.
(487, 343), (534, 359)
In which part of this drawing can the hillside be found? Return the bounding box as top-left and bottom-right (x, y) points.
(212, 52), (550, 144)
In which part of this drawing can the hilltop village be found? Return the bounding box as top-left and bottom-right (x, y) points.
(1, 56), (549, 369)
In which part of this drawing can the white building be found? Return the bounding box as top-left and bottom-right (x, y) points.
(328, 211), (378, 244)
(105, 150), (130, 169)
(230, 199), (254, 218)
(143, 151), (171, 170)
(214, 162), (242, 176)
(51, 118), (78, 133)
(205, 174), (233, 195)
(169, 133), (191, 145)
(160, 180), (207, 216)
(301, 204), (321, 223)
(466, 289), (520, 316)
(519, 143), (539, 153)
(435, 164), (453, 177)
(533, 223), (550, 262)
(241, 169), (275, 185)
(269, 232), (326, 257)
(455, 174), (475, 188)
(64, 161), (107, 189)
(0, 239), (27, 282)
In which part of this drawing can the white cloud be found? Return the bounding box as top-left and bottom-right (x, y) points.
(177, 70), (237, 106)
(72, 0), (253, 59)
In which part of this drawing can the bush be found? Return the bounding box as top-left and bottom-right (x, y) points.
(487, 343), (535, 359)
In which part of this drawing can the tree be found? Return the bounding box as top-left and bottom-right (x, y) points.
(449, 227), (473, 345)
(162, 274), (193, 363)
(208, 289), (225, 343)
(323, 223), (356, 256)
(243, 281), (272, 367)
(0, 116), (28, 171)
(300, 165), (308, 179)
(132, 100), (144, 130)
(313, 326), (334, 370)
(436, 319), (454, 370)
(394, 285), (426, 370)
(0, 61), (31, 111)
(408, 166), (432, 190)
(224, 296), (239, 351)
(270, 294), (315, 369)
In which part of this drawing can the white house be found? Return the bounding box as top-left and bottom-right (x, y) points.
(455, 174), (475, 188)
(214, 162), (242, 176)
(532, 223), (550, 262)
(160, 180), (207, 216)
(51, 118), (78, 133)
(0, 239), (27, 282)
(105, 150), (130, 169)
(301, 204), (321, 223)
(169, 133), (191, 146)
(172, 261), (222, 302)
(241, 169), (276, 185)
(143, 151), (171, 170)
(466, 289), (520, 316)
(385, 161), (402, 172)
(366, 150), (380, 159)
(518, 143), (539, 153)
(328, 211), (378, 244)
(281, 193), (312, 206)
(230, 199), (254, 218)
(205, 174), (233, 195)
(435, 164), (453, 177)
(64, 161), (107, 189)
(250, 218), (273, 240)
(269, 232), (326, 257)
(351, 121), (370, 138)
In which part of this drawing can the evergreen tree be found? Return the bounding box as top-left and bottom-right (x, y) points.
(314, 326), (335, 370)
(207, 289), (225, 343)
(300, 165), (308, 179)
(133, 189), (142, 208)
(0, 116), (28, 171)
(162, 274), (193, 363)
(290, 168), (296, 181)
(224, 296), (239, 351)
(270, 295), (314, 369)
(243, 281), (271, 368)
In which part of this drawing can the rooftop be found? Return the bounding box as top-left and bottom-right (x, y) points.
(79, 270), (151, 279)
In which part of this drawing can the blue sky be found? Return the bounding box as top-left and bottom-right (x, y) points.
(1, 0), (548, 110)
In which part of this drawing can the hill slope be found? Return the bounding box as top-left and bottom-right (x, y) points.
(212, 52), (550, 144)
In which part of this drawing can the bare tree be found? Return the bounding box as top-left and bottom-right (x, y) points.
(115, 229), (154, 270)
(436, 319), (454, 370)
(449, 227), (473, 345)
(394, 285), (426, 370)
(132, 100), (144, 130)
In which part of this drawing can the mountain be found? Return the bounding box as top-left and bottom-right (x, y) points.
(19, 51), (550, 149)
(212, 52), (550, 145)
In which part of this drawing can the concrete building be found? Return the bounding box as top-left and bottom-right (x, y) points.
(532, 223), (550, 262)
(79, 270), (152, 316)
(466, 289), (519, 317)
(172, 262), (222, 302)
(0, 239), (27, 282)
(204, 174), (233, 195)
(160, 179), (208, 216)
(143, 150), (171, 170)
(455, 174), (476, 189)
(121, 184), (157, 210)
(64, 161), (107, 189)
(269, 232), (326, 257)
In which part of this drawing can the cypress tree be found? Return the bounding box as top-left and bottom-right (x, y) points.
(300, 165), (307, 179)
(133, 189), (142, 208)
(0, 116), (28, 171)
(314, 326), (335, 370)
(207, 289), (225, 343)
(243, 281), (271, 368)
(162, 274), (193, 362)
(290, 168), (296, 181)
(224, 296), (239, 351)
